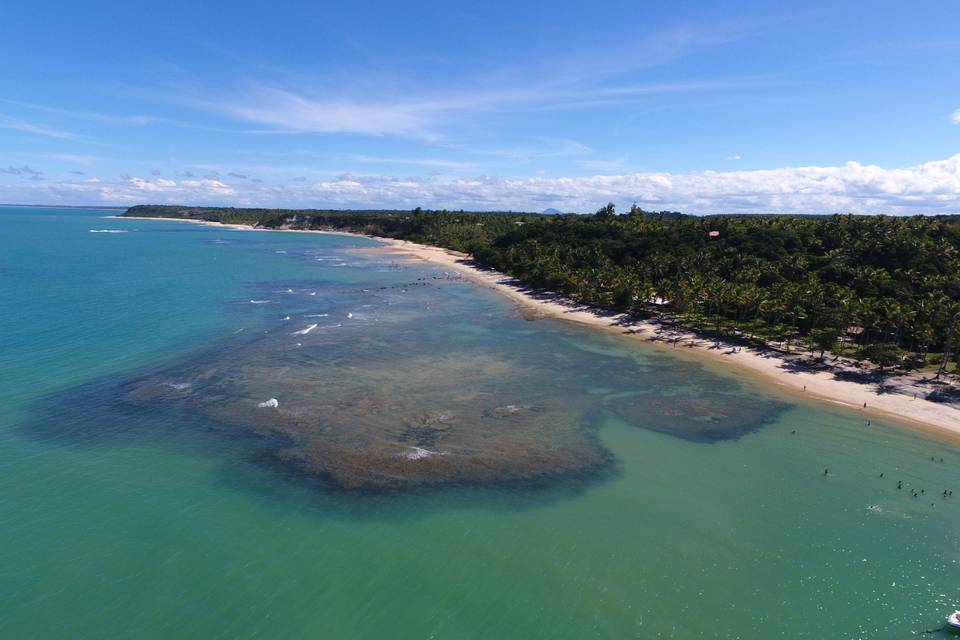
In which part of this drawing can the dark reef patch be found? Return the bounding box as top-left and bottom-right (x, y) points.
(607, 391), (789, 442)
(19, 268), (790, 497)
(119, 345), (611, 491)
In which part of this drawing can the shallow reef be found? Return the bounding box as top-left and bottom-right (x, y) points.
(36, 272), (788, 492)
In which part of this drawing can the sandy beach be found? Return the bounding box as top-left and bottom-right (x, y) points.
(114, 215), (960, 440)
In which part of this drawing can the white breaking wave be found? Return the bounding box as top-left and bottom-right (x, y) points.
(249, 299), (271, 304)
(257, 398), (279, 408)
(291, 323), (318, 335)
(305, 313), (329, 317)
(89, 229), (128, 233)
(402, 447), (448, 460)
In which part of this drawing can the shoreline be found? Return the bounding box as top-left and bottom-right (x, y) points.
(112, 214), (960, 441)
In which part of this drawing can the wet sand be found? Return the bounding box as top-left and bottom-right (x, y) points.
(376, 239), (960, 440)
(114, 215), (960, 440)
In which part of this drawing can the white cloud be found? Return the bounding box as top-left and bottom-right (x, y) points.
(43, 153), (102, 165)
(0, 115), (75, 139)
(163, 19), (755, 138)
(116, 176), (234, 198)
(2, 155), (959, 215)
(184, 76), (758, 138)
(952, 109), (960, 124)
(198, 86), (430, 136)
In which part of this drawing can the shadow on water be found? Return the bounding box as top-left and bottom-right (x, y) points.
(16, 273), (791, 516)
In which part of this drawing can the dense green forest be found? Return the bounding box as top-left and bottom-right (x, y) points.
(125, 204), (960, 376)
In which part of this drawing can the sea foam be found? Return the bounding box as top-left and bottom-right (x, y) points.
(292, 324), (318, 335)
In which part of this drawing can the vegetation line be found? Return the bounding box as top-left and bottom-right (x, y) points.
(124, 204), (960, 381)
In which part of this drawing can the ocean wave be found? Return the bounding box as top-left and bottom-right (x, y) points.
(257, 398), (279, 408)
(248, 300), (271, 304)
(291, 323), (318, 335)
(89, 229), (128, 233)
(305, 313), (329, 318)
(402, 447), (447, 460)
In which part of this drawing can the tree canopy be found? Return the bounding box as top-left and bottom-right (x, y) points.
(125, 204), (960, 375)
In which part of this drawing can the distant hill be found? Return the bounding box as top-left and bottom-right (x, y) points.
(542, 208), (564, 215)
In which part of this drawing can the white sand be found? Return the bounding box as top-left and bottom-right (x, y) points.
(114, 215), (960, 440)
(378, 239), (960, 440)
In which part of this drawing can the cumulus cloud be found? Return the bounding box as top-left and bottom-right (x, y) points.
(952, 109), (960, 124)
(2, 154), (959, 214)
(108, 176), (234, 199)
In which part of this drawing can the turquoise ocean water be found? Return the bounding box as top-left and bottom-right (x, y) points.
(2, 206), (959, 639)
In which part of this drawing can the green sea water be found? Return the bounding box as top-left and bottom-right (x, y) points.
(2, 206), (959, 639)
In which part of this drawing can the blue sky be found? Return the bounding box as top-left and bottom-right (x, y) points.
(1, 0), (959, 213)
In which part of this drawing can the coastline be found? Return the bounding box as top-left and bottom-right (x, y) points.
(112, 214), (960, 441)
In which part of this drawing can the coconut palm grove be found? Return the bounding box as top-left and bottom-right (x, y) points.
(126, 204), (960, 376)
